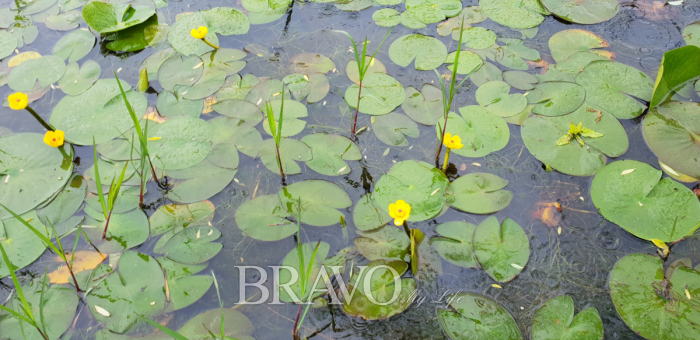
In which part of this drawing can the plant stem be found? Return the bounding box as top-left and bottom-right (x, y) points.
(442, 148), (451, 173)
(101, 209), (113, 240)
(402, 221), (410, 237)
(203, 38), (220, 49)
(62, 255), (81, 292)
(351, 81), (362, 137)
(25, 106), (54, 131)
(293, 304), (303, 339)
(275, 143), (285, 180)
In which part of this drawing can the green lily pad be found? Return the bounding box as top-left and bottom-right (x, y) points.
(148, 116), (213, 170)
(649, 46), (700, 109)
(0, 277), (79, 339)
(10, 24), (39, 48)
(541, 0), (618, 24)
(373, 112), (420, 146)
(345, 73), (405, 115)
(174, 308), (256, 340)
(86, 251), (165, 334)
(44, 10), (82, 31)
(140, 48), (177, 80)
(13, 0), (57, 15)
(457, 27), (496, 49)
(167, 167), (236, 203)
(157, 258), (213, 313)
(532, 295), (604, 340)
(590, 159), (700, 242)
(0, 31), (16, 60)
(36, 174), (86, 226)
(527, 82), (586, 116)
(201, 7), (250, 36)
(436, 107), (510, 158)
(276, 242), (332, 303)
(471, 61), (504, 87)
(375, 160), (449, 221)
(437, 6), (487, 36)
(400, 11), (427, 29)
(282, 73), (329, 104)
(496, 38), (541, 71)
(259, 138), (312, 175)
(84, 186), (141, 216)
(445, 172), (513, 214)
(373, 8), (400, 27)
(473, 216), (529, 283)
(261, 99), (308, 137)
(609, 253), (700, 340)
(82, 2), (155, 33)
(83, 159), (136, 192)
(438, 292), (522, 339)
(168, 11), (220, 56)
(163, 225), (222, 264)
(149, 201), (215, 236)
(157, 54), (203, 92)
(643, 101), (700, 179)
(480, 0), (548, 29)
(104, 17), (160, 52)
(574, 60), (653, 119)
(235, 194), (295, 241)
(50, 78), (147, 145)
(431, 221), (478, 268)
(0, 211), (48, 278)
(354, 225), (410, 261)
(174, 69), (227, 101)
(684, 21), (700, 48)
(200, 48), (247, 76)
(521, 104), (628, 176)
(404, 0), (462, 24)
(503, 70), (538, 90)
(212, 99), (263, 124)
(659, 160), (697, 183)
(209, 117), (262, 158)
(343, 259), (417, 320)
(157, 90), (203, 118)
(8, 55), (65, 92)
(84, 209), (150, 254)
(549, 29), (609, 63)
(288, 53), (336, 74)
(388, 34), (447, 71)
(300, 133), (361, 176)
(402, 84), (444, 125)
(335, 0), (373, 11)
(475, 81), (528, 117)
(57, 60), (100, 95)
(445, 50), (484, 75)
(245, 78), (291, 109)
(278, 180), (352, 227)
(353, 193), (392, 232)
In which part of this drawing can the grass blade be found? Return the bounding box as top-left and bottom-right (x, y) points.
(0, 240), (34, 323)
(92, 138), (108, 220)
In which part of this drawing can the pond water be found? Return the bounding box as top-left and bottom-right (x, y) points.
(1, 0), (700, 339)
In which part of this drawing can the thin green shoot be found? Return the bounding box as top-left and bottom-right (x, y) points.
(292, 196), (322, 340)
(92, 137), (129, 240)
(265, 84), (286, 180)
(211, 271), (226, 339)
(336, 27), (394, 137)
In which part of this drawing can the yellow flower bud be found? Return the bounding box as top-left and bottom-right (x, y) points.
(388, 200), (411, 226)
(190, 26), (208, 39)
(8, 92), (28, 110)
(443, 132), (464, 150)
(43, 130), (65, 148)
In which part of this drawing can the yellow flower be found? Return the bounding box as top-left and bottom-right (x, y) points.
(8, 92), (28, 110)
(388, 200), (411, 226)
(443, 132), (463, 149)
(190, 26), (208, 39)
(43, 130), (65, 148)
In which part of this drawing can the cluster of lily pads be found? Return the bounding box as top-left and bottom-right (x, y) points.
(1, 0), (700, 338)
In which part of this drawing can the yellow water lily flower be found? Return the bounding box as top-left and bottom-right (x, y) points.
(389, 200), (411, 226)
(8, 92), (28, 110)
(190, 26), (208, 39)
(44, 130), (65, 148)
(443, 133), (463, 150)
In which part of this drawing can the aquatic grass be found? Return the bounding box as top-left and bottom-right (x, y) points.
(336, 27), (394, 138)
(293, 197), (322, 340)
(265, 84), (286, 180)
(92, 138), (129, 240)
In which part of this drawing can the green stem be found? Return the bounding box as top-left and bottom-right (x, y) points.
(25, 106), (54, 131)
(402, 221), (410, 237)
(202, 38), (220, 49)
(442, 148), (451, 173)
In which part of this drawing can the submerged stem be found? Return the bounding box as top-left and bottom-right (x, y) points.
(101, 209), (113, 240)
(352, 81), (363, 137)
(25, 106), (54, 131)
(442, 148), (451, 173)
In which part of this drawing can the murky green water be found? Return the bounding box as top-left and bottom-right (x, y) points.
(1, 0), (700, 339)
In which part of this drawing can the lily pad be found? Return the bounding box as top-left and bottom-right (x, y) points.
(174, 69), (227, 101)
(36, 174), (86, 226)
(402, 84), (444, 125)
(521, 104), (628, 176)
(278, 180), (352, 227)
(0, 31), (16, 60)
(50, 78), (148, 145)
(168, 11), (220, 56)
(8, 55), (65, 91)
(148, 116), (213, 170)
(438, 292), (522, 339)
(575, 61), (653, 119)
(496, 38), (541, 71)
(86, 251), (165, 334)
(436, 107), (510, 158)
(163, 225), (222, 264)
(431, 221), (478, 268)
(375, 160), (449, 221)
(139, 48), (177, 80)
(480, 0), (548, 29)
(209, 117), (262, 158)
(157, 258), (213, 313)
(259, 138), (312, 175)
(471, 61), (503, 87)
(44, 10), (82, 31)
(643, 101), (700, 179)
(282, 73), (329, 104)
(166, 164), (236, 204)
(0, 133), (73, 220)
(58, 60), (100, 95)
(373, 112), (420, 146)
(343, 259), (417, 320)
(212, 99), (263, 124)
(475, 81), (528, 117)
(82, 2), (155, 33)
(532, 295), (604, 340)
(400, 11), (427, 29)
(527, 82), (586, 116)
(0, 211), (48, 278)
(609, 253), (700, 339)
(354, 225), (410, 261)
(156, 90), (204, 118)
(473, 216), (529, 283)
(444, 50), (484, 75)
(245, 78), (291, 108)
(201, 7), (250, 36)
(157, 54), (203, 92)
(549, 29), (609, 63)
(388, 34), (447, 71)
(458, 27), (496, 49)
(353, 193), (392, 232)
(541, 0), (618, 24)
(684, 21), (700, 48)
(503, 70), (538, 90)
(301, 133), (361, 176)
(261, 99), (308, 137)
(345, 73), (405, 115)
(174, 308), (256, 339)
(288, 53), (336, 74)
(84, 209), (150, 254)
(235, 194), (295, 241)
(590, 159), (700, 242)
(437, 6), (487, 36)
(445, 172), (513, 214)
(149, 201), (215, 236)
(373, 8), (401, 27)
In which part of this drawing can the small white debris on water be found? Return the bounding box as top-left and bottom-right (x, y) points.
(511, 263), (523, 270)
(256, 98), (263, 105)
(19, 169), (23, 173)
(686, 287), (692, 299)
(383, 148), (390, 156)
(193, 62), (203, 69)
(332, 68), (337, 73)
(639, 202), (643, 206)
(392, 160), (396, 163)
(117, 68), (122, 73)
(337, 166), (347, 174)
(557, 227), (562, 235)
(181, 90), (188, 95)
(208, 229), (213, 236)
(196, 229), (201, 239)
(580, 197), (585, 201)
(621, 169), (636, 175)
(58, 177), (62, 180)
(303, 74), (309, 81)
(491, 284), (502, 289)
(4, 175), (9, 184)
(94, 305), (110, 317)
(472, 163), (481, 166)
(520, 307), (524, 310)
(430, 188), (440, 196)
(50, 84), (55, 89)
(234, 178), (240, 184)
(323, 101), (326, 105)
(150, 301), (156, 306)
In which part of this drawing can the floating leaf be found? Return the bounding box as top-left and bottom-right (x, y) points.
(354, 225), (410, 261)
(438, 292), (522, 339)
(44, 10), (82, 31)
(282, 73), (329, 103)
(430, 221), (478, 268)
(541, 0), (618, 24)
(82, 2), (156, 33)
(373, 8), (400, 27)
(473, 216), (529, 283)
(157, 54), (204, 92)
(168, 11), (220, 56)
(444, 50), (484, 75)
(175, 68), (227, 100)
(643, 102), (700, 179)
(375, 160), (449, 221)
(278, 180), (352, 227)
(437, 6), (487, 36)
(503, 70), (538, 90)
(343, 259), (416, 320)
(212, 99), (263, 124)
(166, 158), (237, 204)
(0, 211), (48, 277)
(201, 7), (250, 36)
(84, 209), (150, 254)
(436, 107), (510, 158)
(590, 159), (700, 242)
(400, 11), (427, 29)
(157, 90), (204, 118)
(444, 172), (512, 214)
(140, 47), (177, 80)
(532, 295), (604, 340)
(174, 308), (255, 339)
(259, 138), (312, 175)
(57, 60), (100, 95)
(345, 73), (405, 115)
(148, 116), (213, 170)
(245, 78), (291, 108)
(527, 82), (585, 116)
(475, 81), (528, 117)
(549, 29), (609, 63)
(347, 56), (386, 85)
(8, 55), (65, 92)
(649, 46), (700, 109)
(496, 38), (541, 71)
(372, 112), (420, 146)
(457, 27), (496, 49)
(235, 194), (295, 241)
(277, 242), (331, 303)
(402, 84), (444, 125)
(388, 34), (447, 71)
(470, 61), (503, 87)
(163, 225), (222, 264)
(261, 100), (308, 137)
(209, 117), (262, 158)
(684, 21), (700, 48)
(36, 174), (86, 226)
(149, 201), (215, 236)
(0, 31), (16, 60)
(288, 53), (336, 74)
(48, 251), (105, 284)
(480, 0), (548, 29)
(353, 193), (392, 232)
(157, 258), (213, 313)
(301, 133), (361, 176)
